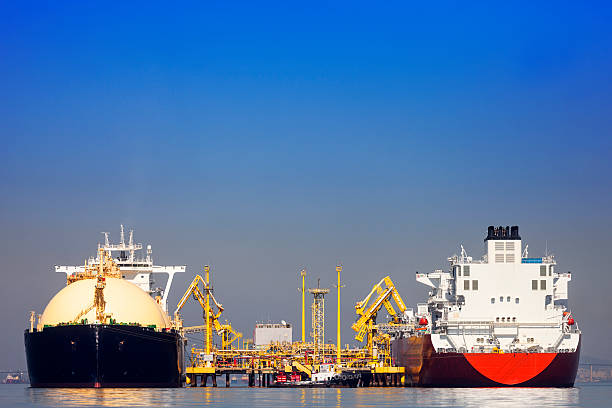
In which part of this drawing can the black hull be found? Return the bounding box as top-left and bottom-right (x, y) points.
(392, 334), (580, 387)
(24, 325), (182, 388)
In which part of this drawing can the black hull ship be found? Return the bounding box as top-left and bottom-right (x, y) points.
(25, 227), (185, 388)
(25, 325), (182, 388)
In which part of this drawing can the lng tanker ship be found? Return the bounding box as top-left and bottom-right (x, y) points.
(390, 226), (581, 387)
(24, 227), (186, 387)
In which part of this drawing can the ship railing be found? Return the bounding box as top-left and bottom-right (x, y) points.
(441, 320), (560, 328)
(440, 320), (493, 327)
(376, 323), (415, 332)
(103, 243), (143, 251)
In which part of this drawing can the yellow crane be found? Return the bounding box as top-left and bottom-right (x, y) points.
(182, 319), (243, 350)
(351, 276), (407, 358)
(174, 269), (242, 354)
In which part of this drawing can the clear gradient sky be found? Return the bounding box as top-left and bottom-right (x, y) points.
(1, 1), (612, 369)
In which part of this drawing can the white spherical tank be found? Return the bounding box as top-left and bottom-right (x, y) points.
(39, 278), (171, 328)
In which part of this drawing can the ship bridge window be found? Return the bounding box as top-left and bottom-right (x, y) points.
(540, 280), (547, 290)
(491, 298), (495, 304)
(540, 266), (547, 277)
(496, 317), (500, 322)
(501, 317), (505, 322)
(515, 298), (520, 304)
(472, 280), (478, 290)
(506, 296), (510, 302)
(500, 296), (503, 302)
(549, 265), (554, 276)
(464, 266), (470, 277)
(532, 280), (538, 290)
(464, 280), (470, 290)
(456, 266), (461, 276)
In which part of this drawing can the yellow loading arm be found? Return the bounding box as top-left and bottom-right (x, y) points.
(174, 274), (224, 322)
(352, 276), (407, 342)
(175, 273), (243, 352)
(220, 322), (243, 349)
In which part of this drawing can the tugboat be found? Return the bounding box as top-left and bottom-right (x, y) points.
(391, 226), (581, 387)
(24, 227), (186, 387)
(270, 364), (360, 388)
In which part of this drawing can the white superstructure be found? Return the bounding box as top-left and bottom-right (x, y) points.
(55, 225), (185, 312)
(413, 226), (579, 354)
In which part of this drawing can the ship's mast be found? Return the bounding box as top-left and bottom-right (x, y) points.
(55, 226), (186, 312)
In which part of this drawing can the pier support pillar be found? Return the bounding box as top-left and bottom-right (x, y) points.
(226, 373), (230, 387)
(201, 374), (208, 387)
(212, 375), (217, 387)
(248, 373), (254, 387)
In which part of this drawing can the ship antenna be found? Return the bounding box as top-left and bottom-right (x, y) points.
(460, 245), (467, 262)
(101, 232), (109, 247)
(129, 229), (134, 261)
(120, 224), (125, 247)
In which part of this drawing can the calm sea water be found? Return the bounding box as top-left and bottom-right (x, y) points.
(1, 383), (611, 408)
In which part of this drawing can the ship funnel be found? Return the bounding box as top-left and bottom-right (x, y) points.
(485, 225), (521, 241)
(510, 226), (520, 239)
(487, 226), (495, 240)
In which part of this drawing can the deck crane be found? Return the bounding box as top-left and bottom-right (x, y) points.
(351, 276), (408, 358)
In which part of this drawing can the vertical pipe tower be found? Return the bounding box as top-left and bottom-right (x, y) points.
(204, 265), (212, 359)
(301, 268), (306, 343)
(309, 281), (329, 361)
(336, 265), (342, 364)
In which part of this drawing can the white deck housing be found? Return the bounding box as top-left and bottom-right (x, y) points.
(413, 226), (579, 353)
(55, 225), (185, 312)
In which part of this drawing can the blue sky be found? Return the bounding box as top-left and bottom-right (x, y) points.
(1, 1), (612, 368)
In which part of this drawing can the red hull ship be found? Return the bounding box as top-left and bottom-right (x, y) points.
(388, 226), (581, 387)
(392, 334), (580, 387)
